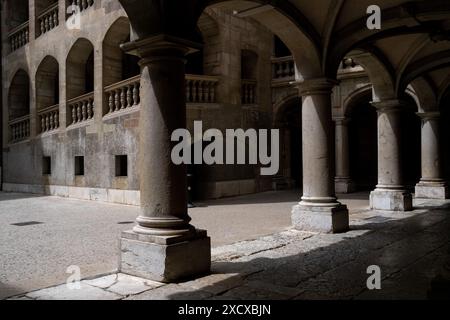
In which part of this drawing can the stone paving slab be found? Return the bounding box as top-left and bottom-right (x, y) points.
(5, 198), (450, 300)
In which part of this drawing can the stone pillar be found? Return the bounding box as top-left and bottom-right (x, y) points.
(370, 99), (413, 211)
(334, 117), (355, 193)
(119, 35), (211, 282)
(292, 78), (349, 233)
(415, 112), (448, 199)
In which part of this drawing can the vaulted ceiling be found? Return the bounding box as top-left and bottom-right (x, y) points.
(119, 0), (450, 105)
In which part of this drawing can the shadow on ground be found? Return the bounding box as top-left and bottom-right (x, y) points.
(166, 203), (450, 300)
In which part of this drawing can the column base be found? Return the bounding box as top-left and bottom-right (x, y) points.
(415, 182), (449, 199)
(335, 177), (356, 194)
(370, 188), (413, 211)
(119, 229), (211, 283)
(291, 203), (349, 233)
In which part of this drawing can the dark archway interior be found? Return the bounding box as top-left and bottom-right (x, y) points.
(8, 69), (30, 120)
(400, 97), (421, 189)
(278, 98), (302, 188)
(348, 92), (378, 191)
(274, 36), (291, 57)
(441, 92), (450, 183)
(36, 56), (59, 111)
(66, 39), (95, 100)
(8, 0), (29, 30)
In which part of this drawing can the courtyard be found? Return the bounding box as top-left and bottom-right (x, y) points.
(1, 190), (448, 300)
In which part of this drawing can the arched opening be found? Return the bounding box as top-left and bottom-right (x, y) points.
(103, 17), (140, 115)
(36, 56), (59, 133)
(8, 69), (30, 120)
(66, 38), (94, 100)
(347, 91), (378, 191)
(400, 96), (421, 190)
(274, 97), (302, 189)
(441, 92), (450, 182)
(66, 38), (95, 125)
(274, 35), (291, 58)
(7, 0), (29, 30)
(8, 69), (31, 142)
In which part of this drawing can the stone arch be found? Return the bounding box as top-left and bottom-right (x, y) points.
(8, 69), (30, 121)
(103, 16), (139, 87)
(347, 50), (396, 103)
(343, 84), (373, 117)
(36, 55), (59, 111)
(66, 38), (94, 100)
(203, 0), (322, 80)
(406, 78), (438, 113)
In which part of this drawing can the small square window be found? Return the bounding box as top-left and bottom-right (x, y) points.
(42, 156), (51, 175)
(115, 155), (128, 177)
(75, 156), (85, 176)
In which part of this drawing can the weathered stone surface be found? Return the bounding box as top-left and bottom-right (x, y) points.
(83, 273), (163, 296)
(120, 235), (211, 283)
(26, 283), (122, 300)
(292, 204), (349, 233)
(125, 284), (213, 300)
(370, 190), (413, 211)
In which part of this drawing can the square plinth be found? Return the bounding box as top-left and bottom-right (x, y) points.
(415, 184), (449, 200)
(120, 230), (211, 283)
(291, 204), (349, 233)
(370, 189), (413, 211)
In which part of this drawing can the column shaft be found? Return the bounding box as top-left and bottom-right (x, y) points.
(292, 78), (348, 233)
(415, 112), (448, 199)
(370, 100), (412, 211)
(334, 117), (354, 193)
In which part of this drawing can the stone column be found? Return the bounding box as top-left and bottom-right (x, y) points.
(119, 35), (211, 282)
(292, 78), (349, 233)
(334, 117), (355, 193)
(370, 99), (413, 211)
(415, 112), (448, 199)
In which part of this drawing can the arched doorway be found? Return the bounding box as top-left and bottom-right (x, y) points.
(400, 96), (421, 190)
(347, 90), (378, 191)
(36, 56), (59, 133)
(8, 69), (31, 142)
(274, 97), (302, 189)
(440, 92), (450, 183)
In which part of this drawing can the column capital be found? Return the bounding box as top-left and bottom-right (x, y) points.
(371, 99), (408, 113)
(294, 78), (339, 96)
(416, 111), (440, 121)
(121, 34), (202, 62)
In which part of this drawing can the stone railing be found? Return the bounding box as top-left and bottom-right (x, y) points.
(37, 3), (59, 37)
(9, 115), (30, 143)
(241, 79), (257, 105)
(38, 104), (60, 133)
(105, 76), (140, 115)
(67, 92), (94, 125)
(272, 56), (295, 81)
(8, 22), (30, 52)
(67, 0), (95, 17)
(186, 74), (219, 104)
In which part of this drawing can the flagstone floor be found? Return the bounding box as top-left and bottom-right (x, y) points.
(1, 190), (449, 300)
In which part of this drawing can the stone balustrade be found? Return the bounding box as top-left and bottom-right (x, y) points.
(8, 22), (29, 52)
(38, 104), (60, 133)
(105, 76), (140, 115)
(68, 92), (94, 125)
(9, 115), (30, 143)
(67, 0), (95, 16)
(186, 74), (219, 104)
(272, 56), (295, 80)
(37, 3), (59, 37)
(241, 79), (257, 105)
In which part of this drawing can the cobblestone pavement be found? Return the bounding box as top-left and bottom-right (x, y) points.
(6, 197), (450, 300)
